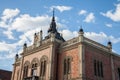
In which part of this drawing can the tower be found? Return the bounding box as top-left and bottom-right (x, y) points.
(46, 9), (65, 42)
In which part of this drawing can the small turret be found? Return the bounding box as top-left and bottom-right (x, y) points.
(15, 54), (19, 61)
(34, 33), (37, 44)
(34, 32), (40, 45)
(40, 30), (43, 42)
(78, 26), (84, 42)
(107, 41), (112, 51)
(23, 43), (27, 52)
(79, 26), (84, 36)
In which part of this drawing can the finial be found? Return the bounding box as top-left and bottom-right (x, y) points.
(24, 42), (27, 48)
(15, 54), (19, 60)
(108, 41), (112, 45)
(40, 29), (42, 33)
(79, 25), (84, 33)
(52, 8), (55, 21)
(34, 33), (37, 35)
(107, 40), (112, 51)
(78, 25), (84, 36)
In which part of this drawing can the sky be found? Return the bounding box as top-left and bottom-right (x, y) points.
(0, 0), (120, 71)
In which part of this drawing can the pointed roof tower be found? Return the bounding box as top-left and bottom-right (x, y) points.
(48, 8), (57, 33)
(46, 9), (65, 41)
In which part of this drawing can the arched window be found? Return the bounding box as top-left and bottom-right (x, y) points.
(63, 56), (72, 79)
(40, 55), (48, 79)
(31, 63), (38, 76)
(23, 61), (30, 78)
(31, 58), (39, 76)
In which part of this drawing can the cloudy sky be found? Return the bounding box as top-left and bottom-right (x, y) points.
(0, 0), (120, 71)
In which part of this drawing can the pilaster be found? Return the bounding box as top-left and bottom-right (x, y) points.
(78, 44), (85, 79)
(48, 35), (56, 80)
(78, 29), (85, 79)
(111, 55), (115, 80)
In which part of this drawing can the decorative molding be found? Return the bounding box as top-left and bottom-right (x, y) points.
(24, 60), (30, 67)
(84, 37), (109, 52)
(40, 55), (48, 63)
(31, 58), (39, 66)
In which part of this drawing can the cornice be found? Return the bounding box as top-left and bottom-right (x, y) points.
(59, 37), (79, 52)
(22, 38), (63, 57)
(59, 36), (120, 58)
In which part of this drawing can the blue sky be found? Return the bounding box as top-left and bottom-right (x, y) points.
(0, 0), (120, 71)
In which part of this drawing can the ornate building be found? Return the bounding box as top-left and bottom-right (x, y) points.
(11, 11), (120, 80)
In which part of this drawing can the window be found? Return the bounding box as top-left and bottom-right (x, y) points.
(23, 61), (30, 79)
(94, 60), (103, 77)
(64, 58), (71, 75)
(40, 55), (48, 80)
(40, 60), (47, 77)
(63, 57), (72, 80)
(23, 66), (28, 78)
(31, 63), (37, 76)
(118, 68), (120, 80)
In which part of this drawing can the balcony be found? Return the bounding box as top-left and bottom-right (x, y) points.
(23, 76), (39, 80)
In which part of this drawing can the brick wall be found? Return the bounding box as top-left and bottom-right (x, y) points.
(85, 45), (112, 80)
(58, 47), (79, 80)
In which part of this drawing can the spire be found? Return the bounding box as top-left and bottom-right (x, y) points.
(48, 8), (57, 33)
(46, 9), (65, 41)
(52, 8), (55, 21)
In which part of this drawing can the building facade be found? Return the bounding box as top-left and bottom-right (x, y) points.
(0, 69), (12, 80)
(11, 11), (120, 80)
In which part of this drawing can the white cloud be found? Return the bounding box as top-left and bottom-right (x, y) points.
(0, 8), (20, 28)
(85, 32), (120, 44)
(85, 32), (108, 43)
(78, 10), (87, 15)
(50, 6), (72, 12)
(0, 41), (16, 52)
(84, 13), (95, 23)
(105, 23), (112, 28)
(3, 30), (14, 39)
(109, 35), (120, 43)
(1, 8), (20, 21)
(101, 3), (120, 22)
(10, 14), (50, 32)
(60, 29), (78, 40)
